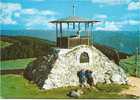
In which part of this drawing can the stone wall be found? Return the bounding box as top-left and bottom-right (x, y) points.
(42, 45), (127, 90)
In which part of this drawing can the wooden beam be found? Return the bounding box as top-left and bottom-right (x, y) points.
(56, 23), (58, 46)
(91, 23), (93, 44)
(56, 23), (58, 37)
(85, 23), (87, 31)
(60, 23), (62, 47)
(60, 23), (62, 34)
(87, 22), (89, 28)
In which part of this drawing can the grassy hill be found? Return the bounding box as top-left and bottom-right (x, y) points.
(0, 36), (55, 60)
(0, 35), (130, 62)
(0, 41), (12, 48)
(120, 55), (140, 77)
(0, 58), (36, 70)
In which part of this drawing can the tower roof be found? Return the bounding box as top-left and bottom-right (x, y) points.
(50, 16), (100, 23)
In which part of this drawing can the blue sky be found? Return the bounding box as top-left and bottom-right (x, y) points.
(0, 0), (140, 31)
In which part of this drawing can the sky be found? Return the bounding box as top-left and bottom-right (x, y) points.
(0, 0), (140, 31)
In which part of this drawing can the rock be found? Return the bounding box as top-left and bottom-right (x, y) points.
(111, 73), (127, 84)
(68, 90), (80, 98)
(24, 48), (58, 88)
(24, 45), (127, 90)
(104, 74), (111, 84)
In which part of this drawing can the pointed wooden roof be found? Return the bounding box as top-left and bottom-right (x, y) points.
(50, 16), (100, 23)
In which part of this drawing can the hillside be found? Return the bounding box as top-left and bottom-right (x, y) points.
(1, 30), (139, 54)
(0, 58), (35, 70)
(0, 41), (13, 48)
(0, 36), (55, 60)
(93, 31), (140, 54)
(0, 35), (130, 63)
(119, 55), (140, 77)
(93, 43), (131, 64)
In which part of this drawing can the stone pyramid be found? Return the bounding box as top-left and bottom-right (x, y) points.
(24, 45), (127, 90)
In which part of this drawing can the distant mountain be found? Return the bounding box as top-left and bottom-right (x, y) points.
(1, 30), (140, 54)
(93, 31), (140, 54)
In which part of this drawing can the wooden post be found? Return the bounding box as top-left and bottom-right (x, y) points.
(91, 23), (93, 44)
(56, 23), (58, 47)
(87, 23), (90, 45)
(135, 47), (139, 77)
(85, 23), (87, 31)
(67, 22), (69, 37)
(67, 23), (69, 29)
(78, 22), (80, 30)
(60, 23), (62, 35)
(60, 23), (62, 47)
(73, 22), (75, 29)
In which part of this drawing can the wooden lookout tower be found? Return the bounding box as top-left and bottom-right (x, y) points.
(50, 1), (100, 48)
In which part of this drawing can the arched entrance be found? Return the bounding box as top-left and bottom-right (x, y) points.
(80, 52), (89, 63)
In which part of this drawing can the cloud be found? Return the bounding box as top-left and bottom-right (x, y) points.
(20, 9), (57, 29)
(0, 2), (21, 11)
(22, 8), (38, 15)
(91, 0), (131, 5)
(21, 8), (58, 16)
(30, 0), (45, 2)
(94, 14), (108, 19)
(95, 21), (122, 31)
(0, 17), (17, 24)
(25, 16), (56, 29)
(0, 2), (58, 29)
(0, 2), (21, 24)
(14, 12), (20, 18)
(128, 20), (140, 25)
(128, 1), (140, 10)
(95, 19), (140, 31)
(40, 10), (58, 16)
(116, 20), (140, 25)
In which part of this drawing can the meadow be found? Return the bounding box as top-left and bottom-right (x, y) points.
(0, 74), (137, 99)
(0, 58), (35, 70)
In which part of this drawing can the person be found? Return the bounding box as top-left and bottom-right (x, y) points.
(91, 71), (97, 85)
(85, 70), (94, 86)
(77, 69), (87, 87)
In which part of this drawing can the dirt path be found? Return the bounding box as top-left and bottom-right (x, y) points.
(121, 76), (140, 97)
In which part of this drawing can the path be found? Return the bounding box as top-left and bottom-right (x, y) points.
(121, 76), (140, 97)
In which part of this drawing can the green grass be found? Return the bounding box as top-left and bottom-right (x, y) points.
(0, 41), (12, 48)
(0, 74), (138, 99)
(95, 83), (129, 92)
(0, 58), (36, 70)
(120, 55), (140, 77)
